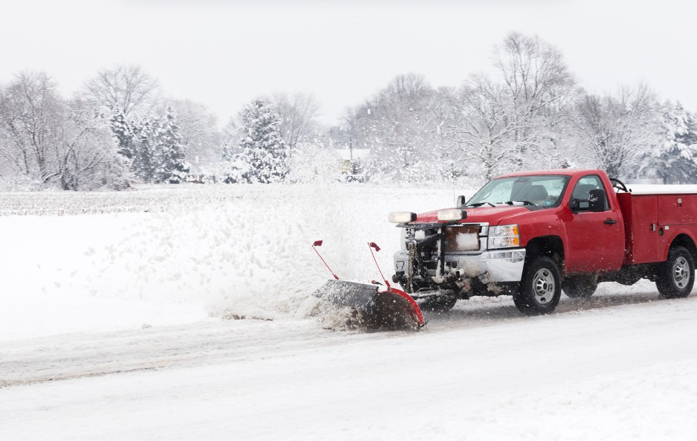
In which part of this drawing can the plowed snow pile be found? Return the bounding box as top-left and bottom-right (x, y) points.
(0, 183), (460, 340)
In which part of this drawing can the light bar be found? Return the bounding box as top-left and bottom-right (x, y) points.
(437, 209), (466, 222)
(388, 212), (417, 223)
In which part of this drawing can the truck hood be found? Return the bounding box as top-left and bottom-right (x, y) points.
(411, 206), (533, 226)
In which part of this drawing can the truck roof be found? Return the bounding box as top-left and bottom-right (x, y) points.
(497, 169), (600, 178)
(497, 169), (697, 195)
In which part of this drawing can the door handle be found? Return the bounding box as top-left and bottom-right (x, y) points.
(604, 218), (618, 225)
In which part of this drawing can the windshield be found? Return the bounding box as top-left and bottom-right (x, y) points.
(467, 175), (570, 208)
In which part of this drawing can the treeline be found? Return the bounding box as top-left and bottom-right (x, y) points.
(335, 33), (697, 184)
(1, 32), (697, 190)
(0, 66), (222, 190)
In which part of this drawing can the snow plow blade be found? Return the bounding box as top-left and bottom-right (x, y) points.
(313, 280), (424, 331)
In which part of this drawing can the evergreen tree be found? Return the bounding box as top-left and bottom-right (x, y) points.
(130, 117), (156, 182)
(153, 106), (189, 183)
(238, 100), (288, 183)
(221, 139), (236, 162)
(110, 108), (190, 184)
(109, 108), (136, 159)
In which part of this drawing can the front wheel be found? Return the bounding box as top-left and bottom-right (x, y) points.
(514, 256), (562, 315)
(656, 246), (695, 299)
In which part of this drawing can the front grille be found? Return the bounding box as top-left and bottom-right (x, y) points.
(444, 225), (481, 252)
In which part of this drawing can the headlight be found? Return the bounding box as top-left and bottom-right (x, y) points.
(388, 212), (417, 223)
(437, 209), (466, 222)
(488, 224), (520, 249)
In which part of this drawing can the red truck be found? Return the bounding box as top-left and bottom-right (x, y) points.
(388, 169), (697, 315)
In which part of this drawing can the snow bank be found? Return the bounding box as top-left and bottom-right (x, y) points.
(0, 183), (471, 340)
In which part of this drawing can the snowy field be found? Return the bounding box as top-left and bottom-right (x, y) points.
(2, 184), (697, 441)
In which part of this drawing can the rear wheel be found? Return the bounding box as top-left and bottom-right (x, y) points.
(514, 256), (561, 315)
(656, 246), (695, 299)
(562, 275), (597, 298)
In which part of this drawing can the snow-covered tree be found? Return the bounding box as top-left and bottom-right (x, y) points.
(492, 32), (580, 170)
(129, 117), (155, 182)
(335, 34), (579, 184)
(571, 85), (660, 178)
(444, 74), (521, 181)
(164, 99), (221, 172)
(336, 73), (439, 182)
(441, 33), (579, 181)
(639, 101), (697, 183)
(268, 92), (320, 148)
(152, 106), (189, 183)
(0, 71), (63, 185)
(83, 64), (160, 117)
(107, 107), (190, 184)
(238, 99), (288, 183)
(59, 98), (130, 190)
(110, 108), (136, 159)
(221, 153), (252, 184)
(0, 72), (129, 190)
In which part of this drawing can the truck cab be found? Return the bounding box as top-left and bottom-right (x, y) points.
(390, 169), (697, 315)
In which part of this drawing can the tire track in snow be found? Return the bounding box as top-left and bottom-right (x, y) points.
(1, 288), (684, 388)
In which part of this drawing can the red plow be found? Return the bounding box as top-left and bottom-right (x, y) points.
(311, 241), (425, 331)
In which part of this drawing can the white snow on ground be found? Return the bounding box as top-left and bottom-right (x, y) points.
(0, 184), (459, 340)
(1, 183), (697, 440)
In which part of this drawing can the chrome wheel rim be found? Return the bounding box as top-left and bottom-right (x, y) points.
(533, 268), (555, 304)
(673, 257), (690, 289)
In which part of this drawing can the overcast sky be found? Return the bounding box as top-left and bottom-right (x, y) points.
(2, 0), (695, 126)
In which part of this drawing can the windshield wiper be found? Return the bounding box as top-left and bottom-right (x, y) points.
(504, 200), (538, 206)
(467, 202), (496, 207)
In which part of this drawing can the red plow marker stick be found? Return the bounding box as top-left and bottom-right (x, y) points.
(368, 242), (390, 288)
(312, 240), (339, 280)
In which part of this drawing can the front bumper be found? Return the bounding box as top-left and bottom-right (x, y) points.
(394, 248), (526, 285)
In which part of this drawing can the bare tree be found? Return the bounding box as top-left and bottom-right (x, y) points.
(571, 84), (660, 178)
(494, 32), (578, 121)
(163, 98), (222, 170)
(269, 92), (320, 148)
(83, 65), (160, 117)
(0, 72), (126, 190)
(58, 98), (128, 190)
(0, 71), (63, 184)
(350, 73), (438, 180)
(493, 32), (580, 167)
(439, 33), (580, 180)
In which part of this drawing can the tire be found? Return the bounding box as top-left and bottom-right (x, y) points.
(418, 295), (457, 313)
(562, 275), (597, 298)
(656, 246), (695, 299)
(514, 256), (562, 315)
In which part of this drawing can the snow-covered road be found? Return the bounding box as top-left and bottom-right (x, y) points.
(3, 288), (697, 441)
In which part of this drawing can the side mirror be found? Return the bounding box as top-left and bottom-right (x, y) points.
(588, 189), (606, 212)
(456, 195), (467, 208)
(570, 198), (589, 211)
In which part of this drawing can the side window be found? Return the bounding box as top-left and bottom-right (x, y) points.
(571, 175), (609, 211)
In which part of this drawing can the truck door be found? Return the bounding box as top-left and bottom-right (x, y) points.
(564, 174), (625, 274)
